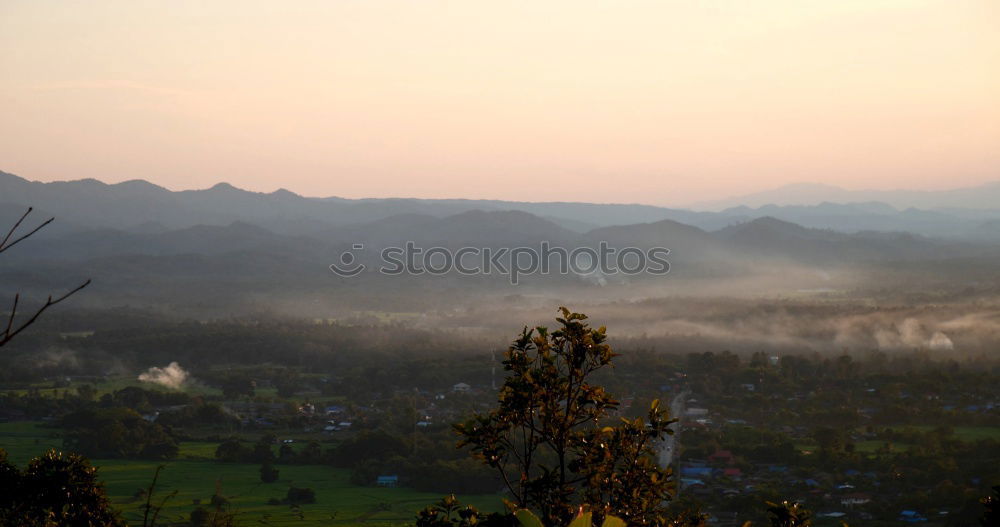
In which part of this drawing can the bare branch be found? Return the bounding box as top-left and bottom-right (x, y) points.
(1, 206), (90, 347)
(5, 293), (18, 337)
(0, 279), (91, 347)
(0, 207), (54, 254)
(0, 207), (32, 249)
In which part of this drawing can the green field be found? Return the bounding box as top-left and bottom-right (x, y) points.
(794, 425), (1000, 456)
(0, 422), (501, 527)
(3, 377), (225, 399)
(913, 426), (1000, 442)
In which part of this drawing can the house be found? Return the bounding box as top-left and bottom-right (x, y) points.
(722, 468), (742, 478)
(709, 450), (735, 464)
(0, 408), (25, 422)
(681, 467), (713, 478)
(376, 475), (399, 488)
(840, 493), (871, 507)
(324, 405), (346, 415)
(452, 383), (471, 393)
(899, 510), (927, 523)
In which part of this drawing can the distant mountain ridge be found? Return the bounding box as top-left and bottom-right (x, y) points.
(696, 181), (1000, 211)
(2, 170), (1000, 241)
(4, 168), (1000, 315)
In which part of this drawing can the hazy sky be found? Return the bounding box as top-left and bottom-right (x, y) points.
(1, 1), (997, 205)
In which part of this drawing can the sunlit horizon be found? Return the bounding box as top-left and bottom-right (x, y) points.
(2, 0), (998, 206)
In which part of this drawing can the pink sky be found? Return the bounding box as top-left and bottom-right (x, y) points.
(1, 1), (998, 206)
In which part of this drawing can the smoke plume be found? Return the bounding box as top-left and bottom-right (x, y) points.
(138, 361), (189, 389)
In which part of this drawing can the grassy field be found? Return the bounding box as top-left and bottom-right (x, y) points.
(0, 422), (501, 527)
(6, 420), (996, 525)
(2, 377), (225, 398)
(918, 426), (1000, 442)
(794, 425), (1000, 456)
(101, 461), (501, 527)
(3, 373), (342, 400)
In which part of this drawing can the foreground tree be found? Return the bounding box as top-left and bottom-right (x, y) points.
(416, 494), (497, 527)
(456, 308), (675, 526)
(0, 448), (125, 527)
(764, 501), (812, 527)
(982, 486), (1000, 527)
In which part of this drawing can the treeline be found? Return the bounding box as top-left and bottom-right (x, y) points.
(61, 407), (178, 460)
(1, 385), (244, 461)
(0, 314), (488, 385)
(1, 385), (234, 423)
(213, 429), (499, 494)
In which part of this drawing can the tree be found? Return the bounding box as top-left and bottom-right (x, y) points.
(220, 376), (255, 399)
(330, 429), (409, 467)
(215, 438), (251, 463)
(278, 443), (296, 463)
(189, 506), (211, 527)
(456, 308), (675, 526)
(296, 441), (323, 464)
(259, 461), (279, 483)
(285, 486), (316, 505)
(251, 440), (275, 463)
(982, 486), (1000, 527)
(1, 207), (90, 347)
(766, 501), (812, 527)
(416, 494), (504, 527)
(0, 448), (125, 527)
(188, 482), (238, 527)
(61, 408), (178, 460)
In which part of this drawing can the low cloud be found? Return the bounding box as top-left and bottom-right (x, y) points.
(874, 318), (955, 351)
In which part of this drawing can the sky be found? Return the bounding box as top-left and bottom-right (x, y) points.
(1, 1), (998, 206)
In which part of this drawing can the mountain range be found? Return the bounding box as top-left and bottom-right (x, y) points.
(2, 169), (1000, 315)
(694, 181), (1000, 211)
(3, 170), (1000, 241)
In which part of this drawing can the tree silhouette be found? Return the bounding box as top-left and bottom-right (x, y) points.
(982, 486), (1000, 527)
(0, 448), (125, 527)
(765, 501), (812, 527)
